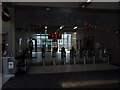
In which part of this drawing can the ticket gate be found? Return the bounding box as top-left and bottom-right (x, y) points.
(77, 50), (85, 64)
(78, 49), (96, 64)
(42, 52), (45, 66)
(52, 51), (56, 66)
(85, 50), (96, 64)
(99, 48), (110, 64)
(70, 51), (77, 64)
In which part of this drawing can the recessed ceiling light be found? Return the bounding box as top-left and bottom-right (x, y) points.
(46, 8), (50, 11)
(74, 32), (76, 34)
(82, 5), (85, 8)
(45, 26), (47, 29)
(60, 26), (64, 29)
(87, 0), (91, 2)
(74, 26), (78, 29)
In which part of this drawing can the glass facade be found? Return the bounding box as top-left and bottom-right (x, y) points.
(33, 34), (71, 52)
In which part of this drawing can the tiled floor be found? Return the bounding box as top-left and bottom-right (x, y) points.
(27, 52), (120, 74)
(27, 63), (120, 74)
(2, 69), (120, 88)
(2, 52), (120, 89)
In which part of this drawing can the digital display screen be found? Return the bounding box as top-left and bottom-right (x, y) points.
(48, 34), (62, 39)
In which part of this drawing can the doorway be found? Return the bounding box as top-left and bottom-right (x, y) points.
(33, 34), (72, 52)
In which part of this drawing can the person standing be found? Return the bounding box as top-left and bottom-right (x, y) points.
(28, 38), (33, 58)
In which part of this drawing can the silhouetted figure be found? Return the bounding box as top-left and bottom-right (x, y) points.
(61, 47), (66, 59)
(28, 38), (33, 58)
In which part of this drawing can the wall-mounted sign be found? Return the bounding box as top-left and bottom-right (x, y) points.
(48, 34), (62, 39)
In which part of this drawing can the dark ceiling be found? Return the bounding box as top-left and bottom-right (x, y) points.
(3, 2), (120, 34)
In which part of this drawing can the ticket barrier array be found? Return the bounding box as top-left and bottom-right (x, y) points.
(78, 50), (96, 64)
(40, 49), (110, 66)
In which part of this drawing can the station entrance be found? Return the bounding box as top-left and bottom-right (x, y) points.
(32, 34), (72, 52)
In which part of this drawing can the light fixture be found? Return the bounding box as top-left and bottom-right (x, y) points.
(45, 26), (47, 29)
(45, 30), (47, 34)
(87, 0), (91, 2)
(46, 7), (50, 11)
(60, 26), (64, 29)
(64, 32), (66, 34)
(82, 5), (85, 8)
(73, 26), (78, 29)
(74, 32), (76, 34)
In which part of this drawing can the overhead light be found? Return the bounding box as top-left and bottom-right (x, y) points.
(60, 26), (64, 29)
(64, 32), (66, 34)
(82, 5), (85, 8)
(46, 8), (50, 11)
(45, 30), (47, 34)
(87, 0), (91, 2)
(74, 26), (78, 29)
(45, 26), (47, 29)
(74, 32), (76, 34)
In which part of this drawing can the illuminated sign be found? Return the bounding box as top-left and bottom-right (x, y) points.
(48, 34), (62, 39)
